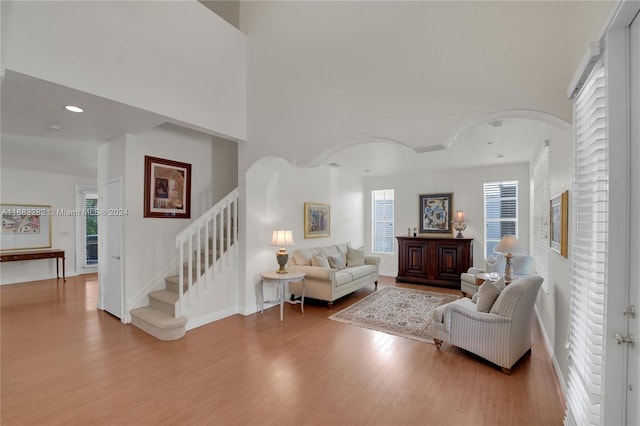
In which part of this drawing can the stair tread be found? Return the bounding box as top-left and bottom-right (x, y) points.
(149, 290), (179, 303)
(130, 307), (187, 329)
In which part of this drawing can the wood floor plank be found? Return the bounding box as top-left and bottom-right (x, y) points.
(1, 274), (565, 425)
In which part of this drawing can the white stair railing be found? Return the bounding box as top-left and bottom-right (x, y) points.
(175, 188), (238, 315)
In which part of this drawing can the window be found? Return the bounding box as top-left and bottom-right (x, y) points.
(85, 194), (98, 266)
(483, 181), (518, 258)
(565, 59), (607, 426)
(372, 189), (394, 254)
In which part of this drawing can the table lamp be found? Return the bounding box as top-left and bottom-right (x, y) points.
(453, 211), (468, 238)
(271, 229), (295, 274)
(494, 235), (525, 281)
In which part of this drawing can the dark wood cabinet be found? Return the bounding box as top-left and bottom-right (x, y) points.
(396, 237), (473, 289)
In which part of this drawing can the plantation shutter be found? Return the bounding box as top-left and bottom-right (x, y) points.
(372, 189), (394, 254)
(565, 60), (608, 426)
(483, 181), (518, 257)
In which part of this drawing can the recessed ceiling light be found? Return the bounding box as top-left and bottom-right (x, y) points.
(488, 119), (503, 128)
(64, 105), (84, 113)
(487, 141), (494, 146)
(328, 162), (341, 167)
(48, 124), (62, 131)
(497, 154), (505, 159)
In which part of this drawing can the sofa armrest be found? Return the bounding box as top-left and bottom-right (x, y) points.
(287, 265), (333, 281)
(467, 267), (485, 275)
(364, 256), (380, 267)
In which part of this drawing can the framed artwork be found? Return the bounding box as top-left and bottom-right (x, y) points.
(304, 202), (330, 238)
(144, 156), (191, 218)
(419, 193), (453, 236)
(550, 190), (568, 258)
(1, 203), (52, 250)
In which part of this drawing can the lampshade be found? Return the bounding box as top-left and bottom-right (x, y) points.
(453, 211), (468, 223)
(271, 229), (295, 248)
(494, 235), (525, 255)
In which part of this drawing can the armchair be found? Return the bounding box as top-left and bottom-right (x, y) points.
(460, 254), (532, 296)
(433, 275), (543, 374)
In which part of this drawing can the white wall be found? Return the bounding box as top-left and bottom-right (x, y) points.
(240, 157), (364, 314)
(2, 0), (246, 141)
(364, 163), (530, 277)
(0, 168), (96, 284)
(96, 124), (238, 320)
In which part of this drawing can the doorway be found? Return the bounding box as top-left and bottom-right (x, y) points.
(75, 185), (98, 274)
(100, 179), (124, 320)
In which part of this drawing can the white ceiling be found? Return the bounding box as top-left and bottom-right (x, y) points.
(1, 1), (610, 178)
(1, 70), (167, 176)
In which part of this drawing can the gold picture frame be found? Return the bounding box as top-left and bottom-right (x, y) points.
(304, 202), (330, 238)
(550, 190), (568, 258)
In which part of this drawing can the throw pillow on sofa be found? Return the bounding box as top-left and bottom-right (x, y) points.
(311, 253), (330, 268)
(346, 246), (365, 267)
(328, 253), (347, 270)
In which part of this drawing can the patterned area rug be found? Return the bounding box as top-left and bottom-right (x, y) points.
(329, 286), (460, 343)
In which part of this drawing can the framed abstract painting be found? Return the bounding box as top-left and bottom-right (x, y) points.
(419, 193), (453, 236)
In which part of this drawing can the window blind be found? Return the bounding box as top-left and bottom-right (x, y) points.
(565, 60), (607, 426)
(532, 144), (550, 290)
(483, 181), (518, 257)
(372, 189), (394, 254)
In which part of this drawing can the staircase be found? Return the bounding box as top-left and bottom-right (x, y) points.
(130, 189), (238, 340)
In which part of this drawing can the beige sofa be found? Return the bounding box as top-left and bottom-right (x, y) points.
(288, 242), (380, 307)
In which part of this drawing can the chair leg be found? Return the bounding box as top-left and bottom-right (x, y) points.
(374, 280), (378, 290)
(501, 367), (512, 375)
(327, 301), (333, 309)
(434, 338), (442, 349)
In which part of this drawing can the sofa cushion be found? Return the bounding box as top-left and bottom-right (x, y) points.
(320, 245), (338, 258)
(336, 243), (349, 256)
(293, 249), (313, 266)
(327, 253), (346, 270)
(346, 246), (365, 267)
(334, 270), (354, 287)
(476, 281), (501, 313)
(311, 253), (330, 268)
(348, 264), (376, 280)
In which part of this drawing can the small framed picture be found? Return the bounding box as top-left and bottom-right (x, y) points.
(144, 156), (191, 218)
(550, 190), (568, 258)
(419, 193), (453, 236)
(1, 203), (52, 250)
(304, 202), (330, 238)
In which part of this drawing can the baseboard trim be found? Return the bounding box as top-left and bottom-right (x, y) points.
(534, 307), (568, 400)
(0, 271), (79, 285)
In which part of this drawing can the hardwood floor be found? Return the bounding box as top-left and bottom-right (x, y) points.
(1, 274), (565, 425)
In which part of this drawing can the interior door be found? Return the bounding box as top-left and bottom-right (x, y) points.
(627, 12), (639, 425)
(101, 179), (123, 319)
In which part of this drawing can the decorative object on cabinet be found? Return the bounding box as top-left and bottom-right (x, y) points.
(494, 235), (525, 282)
(304, 202), (330, 238)
(271, 229), (295, 274)
(143, 156), (191, 219)
(550, 190), (568, 258)
(396, 236), (473, 288)
(453, 210), (468, 238)
(419, 193), (453, 235)
(1, 203), (52, 250)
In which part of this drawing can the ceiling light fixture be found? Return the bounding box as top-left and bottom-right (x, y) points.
(48, 124), (62, 131)
(488, 119), (503, 128)
(64, 105), (84, 113)
(497, 154), (505, 159)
